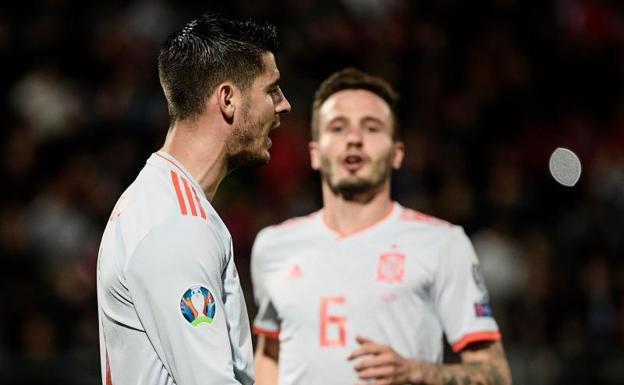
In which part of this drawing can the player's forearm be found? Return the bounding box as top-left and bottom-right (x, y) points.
(255, 353), (279, 385)
(409, 359), (511, 385)
(254, 336), (279, 385)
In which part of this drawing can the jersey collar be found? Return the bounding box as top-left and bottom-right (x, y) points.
(149, 151), (208, 202)
(319, 202), (400, 239)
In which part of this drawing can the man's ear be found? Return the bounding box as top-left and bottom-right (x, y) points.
(309, 141), (321, 170)
(391, 141), (405, 169)
(217, 83), (236, 123)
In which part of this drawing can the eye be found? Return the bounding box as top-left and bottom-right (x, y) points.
(328, 125), (344, 133)
(364, 125), (381, 133)
(269, 86), (283, 103)
(269, 84), (283, 95)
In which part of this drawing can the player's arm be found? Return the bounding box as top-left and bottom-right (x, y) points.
(125, 217), (238, 385)
(255, 334), (279, 385)
(250, 228), (282, 385)
(425, 225), (510, 384)
(440, 340), (510, 385)
(350, 336), (511, 385)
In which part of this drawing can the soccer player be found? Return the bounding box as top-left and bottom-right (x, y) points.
(97, 14), (290, 385)
(251, 68), (511, 385)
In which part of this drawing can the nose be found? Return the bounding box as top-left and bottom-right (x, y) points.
(346, 126), (363, 146)
(276, 89), (291, 114)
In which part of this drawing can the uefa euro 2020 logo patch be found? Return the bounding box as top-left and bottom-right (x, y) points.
(180, 285), (216, 326)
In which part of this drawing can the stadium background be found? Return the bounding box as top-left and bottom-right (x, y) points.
(1, 0), (624, 384)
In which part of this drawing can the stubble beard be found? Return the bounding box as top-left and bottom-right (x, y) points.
(226, 108), (270, 173)
(320, 153), (392, 202)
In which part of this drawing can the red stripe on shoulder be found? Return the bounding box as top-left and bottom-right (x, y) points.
(253, 326), (280, 339)
(451, 331), (501, 352)
(400, 208), (450, 226)
(191, 186), (207, 219)
(170, 171), (188, 215)
(181, 177), (198, 217)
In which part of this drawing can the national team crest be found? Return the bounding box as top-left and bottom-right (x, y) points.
(180, 285), (216, 326)
(376, 248), (406, 283)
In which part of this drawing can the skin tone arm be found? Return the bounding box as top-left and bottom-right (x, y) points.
(255, 335), (280, 385)
(349, 335), (511, 385)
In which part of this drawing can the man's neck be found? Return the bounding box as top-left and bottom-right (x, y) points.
(321, 182), (394, 236)
(161, 118), (229, 201)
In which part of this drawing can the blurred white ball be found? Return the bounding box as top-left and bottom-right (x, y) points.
(549, 147), (582, 187)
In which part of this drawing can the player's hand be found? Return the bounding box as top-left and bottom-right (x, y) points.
(348, 335), (438, 385)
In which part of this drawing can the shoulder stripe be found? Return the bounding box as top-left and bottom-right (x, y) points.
(170, 171), (188, 215)
(191, 186), (207, 219)
(181, 177), (198, 217)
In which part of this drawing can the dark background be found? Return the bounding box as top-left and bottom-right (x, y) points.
(1, 0), (624, 384)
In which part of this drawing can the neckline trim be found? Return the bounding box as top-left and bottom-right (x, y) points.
(152, 151), (206, 201)
(320, 202), (397, 239)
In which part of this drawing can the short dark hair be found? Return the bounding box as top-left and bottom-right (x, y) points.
(158, 14), (278, 122)
(311, 68), (400, 140)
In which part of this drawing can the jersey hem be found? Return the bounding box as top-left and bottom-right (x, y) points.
(451, 330), (501, 352)
(252, 326), (280, 339)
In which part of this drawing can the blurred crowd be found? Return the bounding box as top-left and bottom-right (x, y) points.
(1, 0), (624, 384)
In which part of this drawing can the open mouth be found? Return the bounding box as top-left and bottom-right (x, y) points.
(343, 154), (366, 171)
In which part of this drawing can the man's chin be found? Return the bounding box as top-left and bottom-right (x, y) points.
(227, 150), (270, 172)
(331, 178), (374, 196)
(257, 148), (271, 164)
(259, 151), (271, 165)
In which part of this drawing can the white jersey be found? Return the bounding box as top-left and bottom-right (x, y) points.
(97, 151), (254, 385)
(251, 202), (500, 385)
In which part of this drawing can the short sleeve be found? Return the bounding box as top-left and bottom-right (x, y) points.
(125, 216), (243, 385)
(432, 227), (501, 352)
(250, 229), (280, 338)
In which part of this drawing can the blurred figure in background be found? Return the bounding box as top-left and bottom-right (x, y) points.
(251, 68), (511, 385)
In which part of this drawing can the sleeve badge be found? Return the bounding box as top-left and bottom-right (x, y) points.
(180, 285), (216, 326)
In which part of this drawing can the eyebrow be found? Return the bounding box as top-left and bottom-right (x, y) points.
(266, 73), (281, 89)
(361, 116), (385, 126)
(325, 116), (386, 126)
(326, 117), (348, 126)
